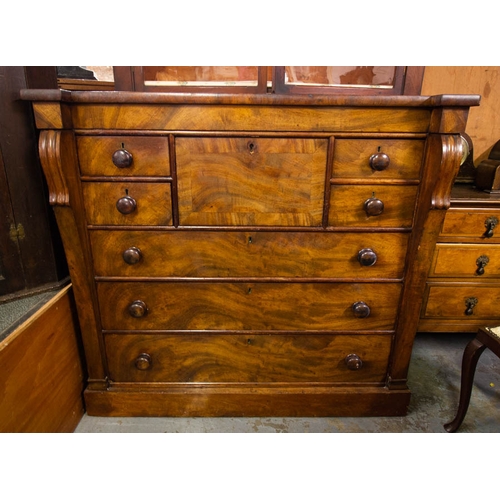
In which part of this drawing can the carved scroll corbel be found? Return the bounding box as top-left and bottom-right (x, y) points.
(431, 134), (464, 210)
(38, 130), (70, 206)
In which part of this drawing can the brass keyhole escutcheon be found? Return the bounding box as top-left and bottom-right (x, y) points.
(247, 141), (257, 154)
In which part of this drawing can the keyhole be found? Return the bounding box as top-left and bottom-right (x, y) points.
(247, 287), (252, 294)
(248, 141), (257, 154)
(248, 236), (253, 244)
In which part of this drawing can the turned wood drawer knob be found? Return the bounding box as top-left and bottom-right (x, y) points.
(357, 248), (377, 267)
(112, 148), (133, 168)
(369, 152), (390, 171)
(465, 297), (478, 316)
(345, 353), (363, 370)
(352, 301), (371, 318)
(129, 300), (148, 318)
(135, 353), (152, 370)
(116, 195), (137, 214)
(484, 216), (498, 238)
(476, 255), (489, 275)
(123, 247), (142, 265)
(364, 197), (384, 216)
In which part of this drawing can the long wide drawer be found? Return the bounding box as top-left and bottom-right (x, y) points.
(422, 284), (500, 320)
(104, 333), (392, 383)
(97, 282), (402, 331)
(430, 243), (500, 278)
(90, 230), (409, 278)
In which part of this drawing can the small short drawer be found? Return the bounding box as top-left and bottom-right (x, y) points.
(77, 136), (170, 177)
(328, 185), (418, 228)
(83, 182), (172, 226)
(90, 230), (409, 279)
(441, 209), (500, 240)
(104, 332), (392, 383)
(430, 243), (500, 278)
(97, 282), (402, 331)
(332, 139), (424, 180)
(422, 284), (500, 320)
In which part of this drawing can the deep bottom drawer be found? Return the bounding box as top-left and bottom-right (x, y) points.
(104, 333), (392, 383)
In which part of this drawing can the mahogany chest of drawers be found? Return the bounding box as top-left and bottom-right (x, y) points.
(419, 185), (500, 332)
(22, 90), (479, 417)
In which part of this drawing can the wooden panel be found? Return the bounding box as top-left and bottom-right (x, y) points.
(422, 284), (500, 319)
(104, 333), (392, 383)
(430, 243), (500, 278)
(90, 230), (409, 279)
(328, 185), (418, 227)
(441, 208), (500, 239)
(177, 137), (327, 226)
(77, 136), (170, 177)
(0, 285), (84, 432)
(83, 182), (172, 225)
(422, 66), (500, 161)
(97, 282), (402, 331)
(332, 138), (424, 179)
(70, 104), (432, 133)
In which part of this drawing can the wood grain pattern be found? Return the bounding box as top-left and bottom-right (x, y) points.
(104, 333), (392, 383)
(177, 137), (327, 226)
(83, 182), (172, 225)
(430, 243), (500, 277)
(423, 284), (500, 319)
(77, 136), (170, 177)
(441, 208), (500, 239)
(332, 138), (424, 179)
(90, 230), (409, 279)
(97, 282), (402, 331)
(328, 185), (418, 227)
(0, 285), (84, 432)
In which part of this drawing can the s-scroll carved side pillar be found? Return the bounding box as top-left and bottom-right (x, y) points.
(38, 130), (108, 390)
(389, 133), (464, 389)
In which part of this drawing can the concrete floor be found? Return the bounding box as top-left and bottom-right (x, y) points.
(74, 331), (500, 433)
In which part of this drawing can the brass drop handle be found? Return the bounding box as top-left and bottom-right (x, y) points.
(135, 353), (152, 370)
(357, 248), (377, 267)
(345, 353), (363, 371)
(123, 247), (142, 265)
(465, 297), (478, 316)
(369, 151), (390, 171)
(484, 216), (498, 238)
(352, 301), (371, 318)
(112, 148), (133, 168)
(129, 300), (148, 318)
(476, 255), (489, 275)
(363, 196), (385, 216)
(116, 195), (137, 214)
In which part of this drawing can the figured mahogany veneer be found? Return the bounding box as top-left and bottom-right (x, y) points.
(21, 90), (479, 417)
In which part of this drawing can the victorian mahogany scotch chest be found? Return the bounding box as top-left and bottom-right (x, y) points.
(22, 90), (479, 417)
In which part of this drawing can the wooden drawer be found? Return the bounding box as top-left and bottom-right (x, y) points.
(441, 208), (500, 239)
(328, 185), (418, 227)
(90, 230), (409, 279)
(104, 333), (392, 383)
(422, 284), (500, 320)
(77, 136), (170, 177)
(176, 137), (327, 226)
(97, 282), (402, 331)
(430, 243), (500, 278)
(82, 182), (172, 226)
(332, 138), (424, 180)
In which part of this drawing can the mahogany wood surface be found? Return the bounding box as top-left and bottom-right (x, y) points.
(22, 90), (479, 416)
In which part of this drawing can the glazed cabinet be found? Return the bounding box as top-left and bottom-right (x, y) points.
(22, 89), (479, 417)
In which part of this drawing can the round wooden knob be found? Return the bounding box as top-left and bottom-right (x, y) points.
(128, 300), (148, 318)
(135, 353), (152, 370)
(369, 152), (390, 171)
(112, 148), (133, 168)
(116, 195), (137, 214)
(352, 301), (371, 318)
(345, 353), (363, 370)
(364, 197), (385, 216)
(357, 248), (377, 267)
(123, 247), (142, 265)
